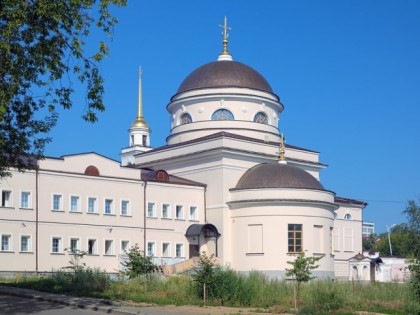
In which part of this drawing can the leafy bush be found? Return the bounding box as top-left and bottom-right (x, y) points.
(122, 244), (157, 279)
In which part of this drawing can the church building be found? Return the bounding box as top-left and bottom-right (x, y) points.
(0, 19), (367, 280)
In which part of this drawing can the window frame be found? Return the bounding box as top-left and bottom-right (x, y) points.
(253, 112), (269, 124)
(175, 243), (184, 258)
(162, 242), (171, 257)
(120, 200), (130, 216)
(121, 240), (130, 254)
(20, 191), (31, 209)
(104, 198), (114, 215)
(52, 194), (63, 211)
(51, 236), (63, 254)
(69, 237), (80, 253)
(147, 241), (155, 257)
(87, 238), (98, 255)
(104, 239), (114, 256)
(288, 224), (303, 253)
(161, 203), (171, 219)
(20, 235), (31, 253)
(189, 206), (198, 221)
(211, 109), (234, 121)
(1, 190), (13, 207)
(147, 202), (156, 218)
(87, 197), (98, 214)
(175, 204), (184, 220)
(1, 234), (12, 252)
(70, 195), (80, 213)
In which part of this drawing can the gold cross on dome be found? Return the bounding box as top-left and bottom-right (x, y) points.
(219, 16), (231, 41)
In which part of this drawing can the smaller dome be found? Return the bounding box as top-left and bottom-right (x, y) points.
(235, 163), (325, 190)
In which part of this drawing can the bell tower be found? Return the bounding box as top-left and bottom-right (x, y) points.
(121, 67), (152, 166)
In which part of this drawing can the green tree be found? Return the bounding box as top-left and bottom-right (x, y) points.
(0, 0), (126, 178)
(286, 252), (322, 307)
(192, 252), (217, 300)
(122, 244), (157, 279)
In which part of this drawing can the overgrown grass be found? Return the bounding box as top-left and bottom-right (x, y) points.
(1, 271), (419, 314)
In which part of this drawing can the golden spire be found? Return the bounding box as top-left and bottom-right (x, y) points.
(218, 16), (233, 61)
(132, 66), (148, 128)
(279, 133), (287, 164)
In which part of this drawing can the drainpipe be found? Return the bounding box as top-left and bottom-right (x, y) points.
(35, 167), (39, 273)
(204, 186), (207, 223)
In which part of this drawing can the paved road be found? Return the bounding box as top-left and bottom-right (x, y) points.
(0, 294), (100, 315)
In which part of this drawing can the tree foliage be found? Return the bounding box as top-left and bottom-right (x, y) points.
(122, 244), (157, 279)
(0, 0), (126, 178)
(192, 252), (217, 300)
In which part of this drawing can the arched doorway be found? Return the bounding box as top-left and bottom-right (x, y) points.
(185, 224), (221, 258)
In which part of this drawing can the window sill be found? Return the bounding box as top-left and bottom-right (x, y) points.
(87, 254), (100, 256)
(104, 254), (116, 257)
(104, 213), (116, 216)
(51, 210), (64, 213)
(313, 253), (326, 257)
(69, 211), (82, 214)
(87, 212), (99, 215)
(19, 207), (33, 211)
(19, 251), (34, 254)
(161, 217), (172, 220)
(0, 251), (14, 253)
(175, 218), (185, 221)
(120, 214), (132, 217)
(50, 252), (65, 255)
(246, 253), (264, 256)
(146, 216), (158, 219)
(0, 206), (15, 210)
(189, 219), (199, 222)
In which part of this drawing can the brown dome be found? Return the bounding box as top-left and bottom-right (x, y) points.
(176, 60), (273, 94)
(235, 163), (325, 190)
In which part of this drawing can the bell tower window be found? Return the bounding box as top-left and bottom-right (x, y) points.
(211, 109), (234, 121)
(142, 135), (147, 146)
(254, 112), (268, 124)
(180, 113), (192, 124)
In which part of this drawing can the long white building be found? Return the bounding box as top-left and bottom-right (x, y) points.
(0, 22), (366, 280)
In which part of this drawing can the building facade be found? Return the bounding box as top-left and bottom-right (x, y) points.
(0, 23), (367, 279)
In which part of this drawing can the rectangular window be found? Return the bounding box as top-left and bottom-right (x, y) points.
(288, 224), (303, 253)
(52, 237), (62, 253)
(248, 224), (263, 254)
(147, 202), (156, 218)
(175, 243), (183, 258)
(104, 240), (114, 255)
(2, 190), (12, 207)
(70, 196), (79, 212)
(121, 240), (130, 254)
(1, 235), (11, 251)
(162, 203), (170, 219)
(52, 194), (62, 211)
(104, 199), (113, 215)
(87, 197), (97, 213)
(175, 205), (183, 219)
(88, 239), (97, 255)
(69, 238), (79, 253)
(330, 227), (334, 254)
(20, 235), (31, 252)
(189, 206), (198, 221)
(162, 242), (170, 257)
(147, 241), (155, 257)
(343, 227), (353, 252)
(21, 191), (31, 209)
(121, 200), (130, 216)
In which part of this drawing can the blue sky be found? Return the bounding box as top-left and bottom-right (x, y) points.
(45, 1), (420, 234)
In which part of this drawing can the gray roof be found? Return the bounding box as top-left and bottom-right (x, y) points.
(234, 163), (325, 190)
(176, 61), (274, 95)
